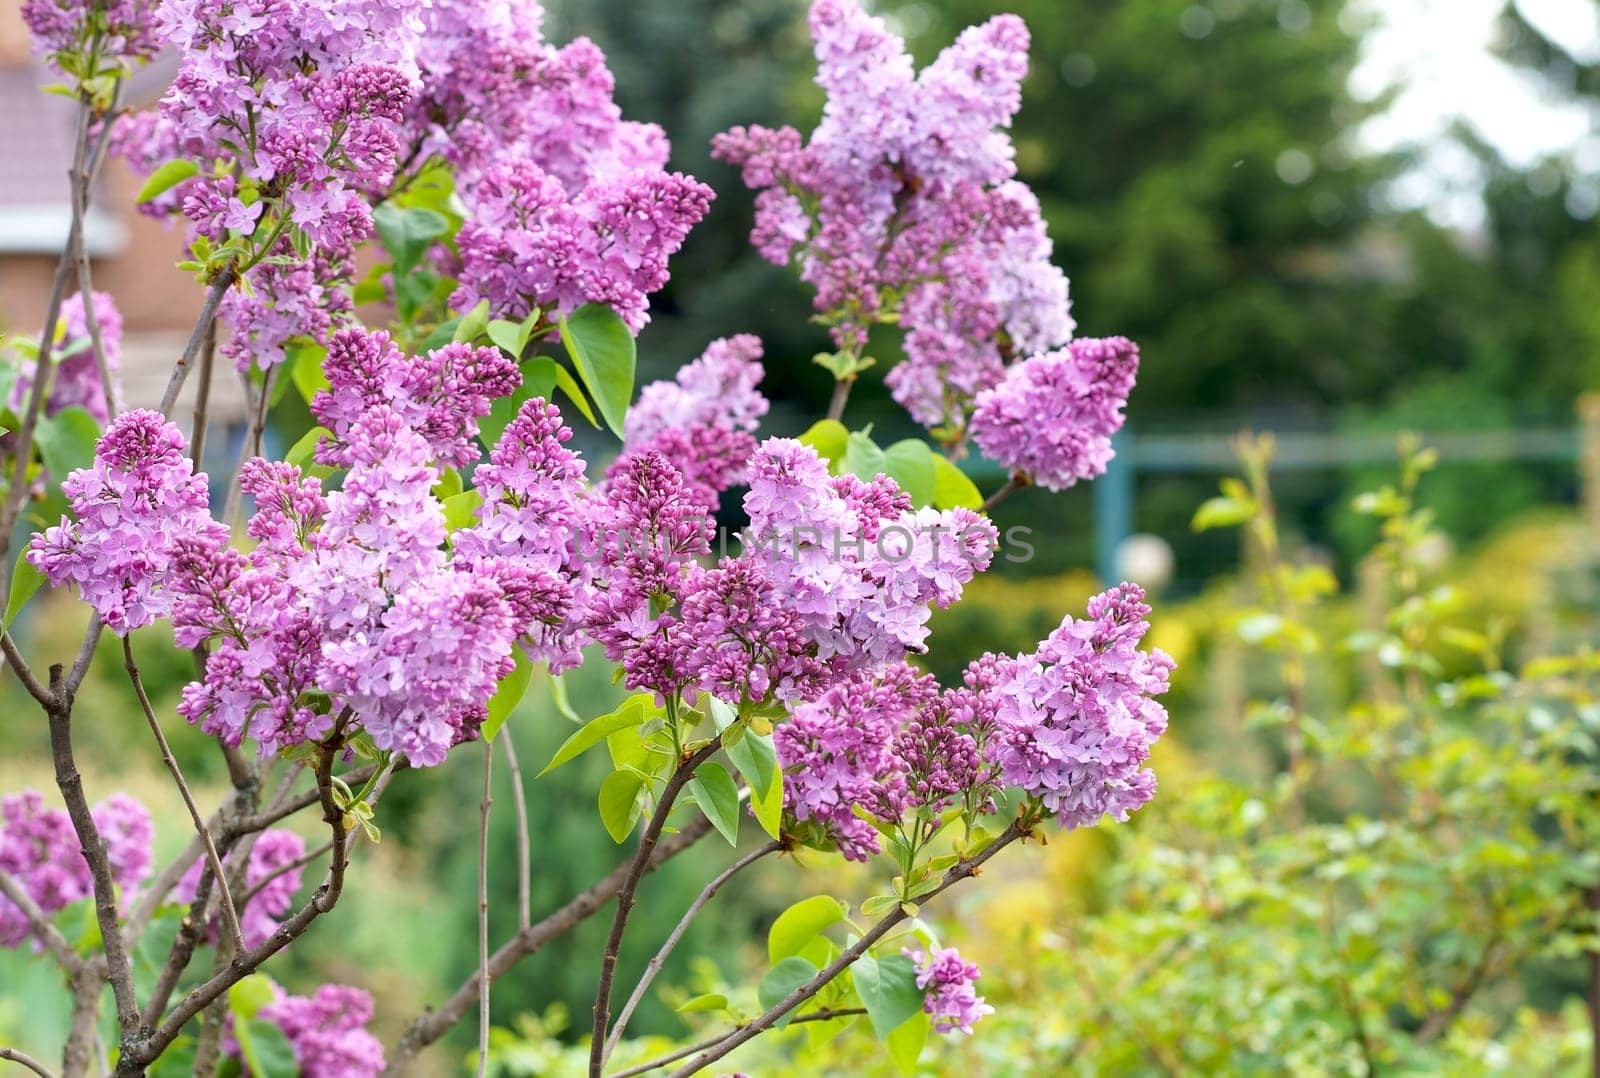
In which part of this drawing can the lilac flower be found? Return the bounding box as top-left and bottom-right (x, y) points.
(22, 0), (160, 69)
(8, 291), (125, 428)
(904, 946), (994, 1034)
(675, 559), (826, 706)
(969, 337), (1139, 491)
(29, 410), (228, 634)
(1, 790), (152, 948)
(260, 984), (386, 1077)
(173, 829), (306, 948)
(990, 584), (1174, 829)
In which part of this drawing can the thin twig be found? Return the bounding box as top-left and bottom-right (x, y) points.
(825, 376), (854, 422)
(0, 1046), (56, 1078)
(590, 739), (723, 1078)
(501, 732), (532, 931)
(982, 472), (1028, 513)
(190, 319), (217, 472)
(123, 635), (246, 954)
(0, 630), (54, 708)
(62, 619), (101, 698)
(238, 839), (333, 907)
(0, 869), (81, 972)
(664, 822), (1027, 1077)
(602, 839), (781, 1065)
(385, 815), (716, 1073)
(69, 91), (122, 424)
(158, 271), (236, 417)
(476, 741), (493, 1078)
(608, 1008), (866, 1078)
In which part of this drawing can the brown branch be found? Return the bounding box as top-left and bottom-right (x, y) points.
(238, 839), (333, 908)
(664, 822), (1028, 1077)
(0, 869), (81, 972)
(0, 1046), (56, 1078)
(61, 964), (103, 1078)
(475, 741), (493, 1078)
(189, 319), (217, 473)
(602, 839), (781, 1065)
(609, 1008), (866, 1078)
(158, 270), (236, 417)
(500, 732), (532, 931)
(982, 472), (1028, 513)
(1, 630), (54, 708)
(68, 92), (122, 425)
(825, 376), (854, 423)
(590, 739), (723, 1077)
(385, 815), (715, 1073)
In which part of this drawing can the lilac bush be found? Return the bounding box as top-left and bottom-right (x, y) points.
(0, 2), (1171, 1076)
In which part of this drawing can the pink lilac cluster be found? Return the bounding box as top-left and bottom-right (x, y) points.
(990, 584), (1174, 828)
(675, 558), (826, 706)
(404, 0), (667, 188)
(1, 790), (152, 948)
(173, 829), (306, 948)
(22, 0), (160, 68)
(714, 0), (1073, 433)
(618, 335), (770, 508)
(29, 410), (227, 634)
(221, 244), (355, 373)
(310, 328), (518, 469)
(7, 291), (124, 427)
(773, 664), (935, 861)
(740, 439), (997, 669)
(226, 981), (385, 1078)
(451, 157), (712, 332)
(904, 946), (994, 1035)
(969, 337), (1139, 491)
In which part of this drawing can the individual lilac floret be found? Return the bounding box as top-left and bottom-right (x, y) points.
(173, 829), (306, 948)
(23, 0), (160, 69)
(261, 984), (386, 1077)
(904, 946), (995, 1035)
(1, 790), (152, 948)
(968, 337), (1139, 491)
(29, 410), (227, 634)
(991, 583), (1174, 828)
(8, 291), (125, 427)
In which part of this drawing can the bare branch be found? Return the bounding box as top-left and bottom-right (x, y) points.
(590, 739), (723, 1078)
(189, 319), (217, 473)
(68, 93), (123, 425)
(609, 1008), (867, 1078)
(1, 630), (54, 708)
(602, 839), (781, 1065)
(476, 740), (493, 1078)
(664, 822), (1027, 1078)
(123, 635), (246, 954)
(158, 271), (236, 417)
(1, 1045), (57, 1078)
(500, 732), (532, 931)
(0, 869), (81, 972)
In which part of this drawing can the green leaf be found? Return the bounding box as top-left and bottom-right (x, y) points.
(289, 344), (329, 404)
(487, 318), (535, 359)
(539, 696), (654, 775)
(442, 490), (483, 533)
(886, 1011), (930, 1072)
(932, 455), (983, 510)
(726, 728), (777, 801)
(228, 974), (277, 1020)
(798, 419), (849, 467)
(883, 439), (936, 507)
(136, 159), (199, 203)
(559, 304), (635, 438)
(851, 953), (924, 1038)
(842, 430), (887, 483)
(768, 895), (845, 966)
(549, 361), (599, 428)
(598, 770), (645, 843)
(481, 649), (533, 742)
(688, 760), (740, 846)
(1191, 496), (1253, 532)
(454, 299), (492, 344)
(7, 552), (45, 625)
(34, 406), (100, 480)
(758, 957), (818, 1030)
(373, 204), (449, 276)
(752, 768), (783, 840)
(148, 1034), (197, 1078)
(235, 1017), (297, 1078)
(284, 426), (330, 470)
(676, 993), (729, 1015)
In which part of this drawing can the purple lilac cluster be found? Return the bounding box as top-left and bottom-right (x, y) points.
(991, 583), (1174, 828)
(22, 0), (160, 69)
(904, 946), (994, 1035)
(259, 984), (385, 1077)
(969, 337), (1140, 491)
(1, 790), (152, 948)
(714, 0), (1073, 434)
(7, 291), (124, 427)
(618, 335), (770, 508)
(29, 410), (228, 635)
(173, 829), (306, 948)
(451, 157), (712, 332)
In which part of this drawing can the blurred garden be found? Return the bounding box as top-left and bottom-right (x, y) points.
(3, 0), (1600, 1075)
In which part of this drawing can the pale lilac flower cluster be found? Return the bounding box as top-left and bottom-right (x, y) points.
(451, 156), (713, 332)
(774, 665), (935, 861)
(741, 439), (997, 668)
(22, 0), (160, 69)
(260, 984), (385, 1078)
(1, 790), (152, 948)
(714, 0), (1073, 432)
(8, 291), (124, 427)
(904, 945), (994, 1035)
(619, 335), (769, 507)
(173, 829), (306, 948)
(221, 245), (355, 373)
(29, 410), (228, 634)
(969, 337), (1139, 490)
(990, 584), (1174, 828)
(310, 328), (518, 469)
